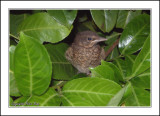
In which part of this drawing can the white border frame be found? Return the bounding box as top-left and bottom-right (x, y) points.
(1, 1), (159, 115)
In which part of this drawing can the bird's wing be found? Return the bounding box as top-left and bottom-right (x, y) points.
(65, 46), (73, 62)
(100, 47), (106, 60)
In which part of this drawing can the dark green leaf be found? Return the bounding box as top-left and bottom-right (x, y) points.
(131, 68), (150, 89)
(47, 10), (77, 29)
(90, 10), (118, 33)
(62, 77), (121, 106)
(131, 35), (150, 78)
(13, 88), (60, 106)
(45, 43), (77, 80)
(9, 46), (21, 96)
(14, 32), (52, 96)
(18, 13), (72, 43)
(10, 14), (29, 38)
(10, 38), (17, 46)
(9, 97), (13, 106)
(116, 10), (142, 29)
(113, 55), (137, 79)
(125, 85), (150, 106)
(119, 14), (150, 55)
(105, 32), (121, 61)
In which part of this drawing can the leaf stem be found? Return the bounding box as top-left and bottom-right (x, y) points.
(9, 34), (19, 40)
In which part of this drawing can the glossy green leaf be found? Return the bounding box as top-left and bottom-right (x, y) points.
(125, 85), (150, 106)
(101, 61), (124, 82)
(62, 77), (121, 106)
(14, 32), (52, 96)
(119, 14), (150, 55)
(9, 46), (21, 96)
(45, 43), (77, 80)
(90, 10), (118, 33)
(12, 88), (60, 106)
(18, 13), (72, 43)
(131, 35), (150, 78)
(47, 10), (77, 29)
(10, 14), (29, 38)
(107, 86), (126, 106)
(116, 10), (142, 29)
(131, 68), (150, 89)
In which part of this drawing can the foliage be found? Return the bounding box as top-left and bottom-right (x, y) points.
(10, 10), (150, 107)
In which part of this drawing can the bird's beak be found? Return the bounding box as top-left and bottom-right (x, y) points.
(92, 37), (107, 43)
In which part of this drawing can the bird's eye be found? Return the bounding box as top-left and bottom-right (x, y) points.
(88, 37), (92, 41)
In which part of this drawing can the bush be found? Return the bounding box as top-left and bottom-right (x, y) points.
(9, 10), (150, 107)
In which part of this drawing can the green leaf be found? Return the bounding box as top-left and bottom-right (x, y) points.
(101, 61), (124, 82)
(131, 35), (150, 78)
(105, 32), (121, 61)
(90, 63), (116, 82)
(9, 97), (13, 106)
(47, 10), (77, 29)
(10, 38), (17, 46)
(125, 85), (150, 106)
(10, 14), (29, 38)
(62, 77), (121, 106)
(18, 13), (72, 43)
(90, 10), (118, 33)
(113, 55), (137, 79)
(131, 68), (150, 89)
(119, 14), (150, 55)
(45, 43), (77, 80)
(9, 46), (21, 96)
(14, 32), (52, 96)
(107, 86), (126, 106)
(13, 88), (60, 106)
(116, 10), (142, 29)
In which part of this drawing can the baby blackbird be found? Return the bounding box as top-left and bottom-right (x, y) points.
(65, 31), (107, 74)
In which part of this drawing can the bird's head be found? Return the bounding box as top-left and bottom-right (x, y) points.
(73, 31), (107, 48)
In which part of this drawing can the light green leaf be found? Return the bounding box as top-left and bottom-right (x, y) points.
(13, 88), (60, 106)
(45, 43), (77, 80)
(62, 77), (121, 106)
(14, 32), (52, 96)
(119, 14), (150, 55)
(9, 45), (21, 96)
(18, 13), (72, 43)
(101, 61), (124, 82)
(131, 35), (150, 78)
(47, 10), (77, 29)
(90, 63), (116, 82)
(107, 86), (126, 106)
(90, 10), (118, 33)
(116, 10), (142, 29)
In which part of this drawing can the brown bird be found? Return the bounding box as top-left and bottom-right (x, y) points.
(65, 31), (107, 74)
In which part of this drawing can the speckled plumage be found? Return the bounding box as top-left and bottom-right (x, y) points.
(65, 31), (106, 74)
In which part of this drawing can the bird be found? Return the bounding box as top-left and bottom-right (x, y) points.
(65, 31), (107, 75)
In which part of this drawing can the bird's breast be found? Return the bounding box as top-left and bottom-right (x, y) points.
(72, 45), (101, 67)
